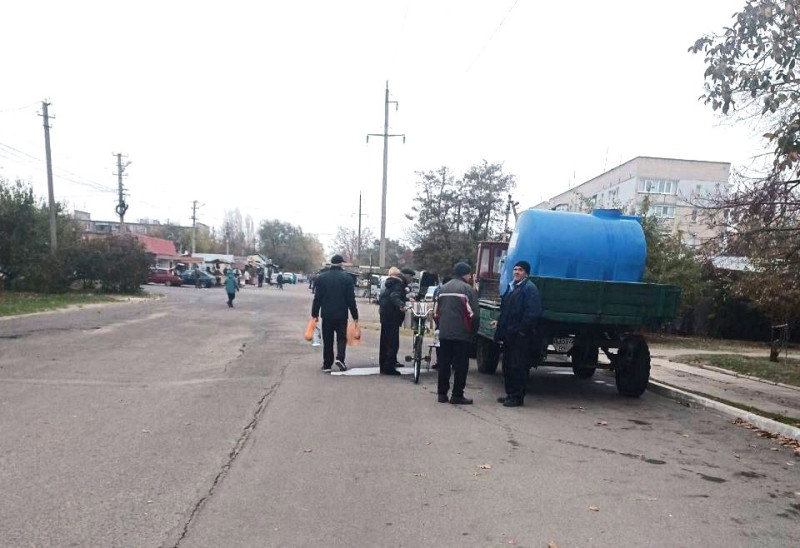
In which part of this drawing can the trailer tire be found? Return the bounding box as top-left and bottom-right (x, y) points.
(572, 366), (596, 379)
(476, 338), (500, 374)
(571, 344), (598, 379)
(614, 334), (650, 397)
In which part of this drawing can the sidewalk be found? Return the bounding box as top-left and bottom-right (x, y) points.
(647, 351), (800, 441)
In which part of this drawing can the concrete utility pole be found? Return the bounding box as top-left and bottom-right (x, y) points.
(113, 153), (130, 234)
(191, 201), (203, 254)
(357, 192), (363, 265)
(367, 81), (405, 268)
(224, 222), (231, 255)
(40, 101), (57, 255)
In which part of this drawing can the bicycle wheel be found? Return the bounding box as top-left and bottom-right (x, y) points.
(413, 335), (423, 384)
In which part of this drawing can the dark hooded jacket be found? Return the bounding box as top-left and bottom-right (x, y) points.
(379, 276), (408, 325)
(311, 265), (359, 321)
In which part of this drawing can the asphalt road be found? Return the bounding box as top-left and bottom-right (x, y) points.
(0, 284), (797, 547)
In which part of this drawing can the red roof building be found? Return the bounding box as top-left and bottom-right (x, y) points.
(134, 234), (181, 269)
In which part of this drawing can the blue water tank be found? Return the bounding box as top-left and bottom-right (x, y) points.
(500, 209), (646, 288)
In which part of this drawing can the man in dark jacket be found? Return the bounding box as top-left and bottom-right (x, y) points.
(435, 262), (479, 404)
(311, 255), (359, 372)
(493, 260), (541, 407)
(378, 267), (414, 375)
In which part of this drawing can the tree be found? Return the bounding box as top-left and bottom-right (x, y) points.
(639, 198), (704, 325)
(690, 0), (800, 328)
(258, 219), (324, 272)
(407, 161), (515, 274)
(331, 226), (375, 264)
(362, 237), (413, 270)
(223, 209), (246, 255)
(0, 177), (80, 292)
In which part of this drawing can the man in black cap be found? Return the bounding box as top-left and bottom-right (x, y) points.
(312, 254), (359, 372)
(434, 262), (479, 404)
(492, 260), (541, 407)
(378, 267), (415, 374)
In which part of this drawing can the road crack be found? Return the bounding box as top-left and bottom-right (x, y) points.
(167, 357), (292, 548)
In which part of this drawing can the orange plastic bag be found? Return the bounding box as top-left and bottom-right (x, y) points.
(304, 317), (317, 341)
(346, 320), (362, 347)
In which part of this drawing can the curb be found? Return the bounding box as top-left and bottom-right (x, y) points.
(648, 380), (800, 442)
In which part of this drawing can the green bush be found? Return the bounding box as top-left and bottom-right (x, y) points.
(1, 178), (151, 294)
(72, 236), (151, 294)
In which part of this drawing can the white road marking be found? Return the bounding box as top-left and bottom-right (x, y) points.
(331, 367), (433, 377)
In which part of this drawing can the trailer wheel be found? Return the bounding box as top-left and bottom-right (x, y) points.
(476, 338), (500, 374)
(614, 334), (650, 397)
(571, 344), (598, 379)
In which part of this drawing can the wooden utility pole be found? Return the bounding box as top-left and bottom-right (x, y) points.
(40, 101), (57, 255)
(367, 81), (405, 268)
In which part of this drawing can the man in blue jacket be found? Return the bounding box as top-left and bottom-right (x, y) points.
(493, 260), (541, 407)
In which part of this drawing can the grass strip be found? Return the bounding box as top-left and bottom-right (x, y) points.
(671, 353), (800, 388)
(0, 291), (118, 317)
(646, 332), (786, 352)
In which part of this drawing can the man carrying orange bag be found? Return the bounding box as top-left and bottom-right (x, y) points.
(311, 254), (359, 371)
(346, 320), (361, 347)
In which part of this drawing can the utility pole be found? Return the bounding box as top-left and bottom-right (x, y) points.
(113, 153), (130, 234)
(191, 201), (203, 254)
(40, 101), (57, 255)
(224, 222), (231, 255)
(502, 194), (519, 239)
(367, 81), (405, 268)
(357, 192), (366, 265)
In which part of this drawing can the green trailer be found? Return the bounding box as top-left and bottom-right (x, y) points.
(475, 276), (681, 397)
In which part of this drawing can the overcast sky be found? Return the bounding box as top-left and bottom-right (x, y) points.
(0, 0), (762, 250)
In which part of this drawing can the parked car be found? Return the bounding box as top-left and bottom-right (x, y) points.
(423, 285), (438, 301)
(180, 270), (215, 288)
(147, 268), (183, 286)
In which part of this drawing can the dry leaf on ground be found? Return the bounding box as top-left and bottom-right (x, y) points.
(479, 463), (492, 470)
(596, 420), (608, 426)
(589, 505), (599, 511)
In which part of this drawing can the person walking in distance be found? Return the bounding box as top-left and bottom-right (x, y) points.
(224, 269), (239, 308)
(311, 255), (359, 372)
(194, 267), (202, 289)
(493, 260), (541, 407)
(435, 263), (479, 404)
(378, 267), (415, 375)
(277, 272), (284, 290)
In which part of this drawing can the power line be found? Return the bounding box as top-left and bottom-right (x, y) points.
(0, 142), (116, 193)
(464, 0), (520, 73)
(0, 101), (38, 114)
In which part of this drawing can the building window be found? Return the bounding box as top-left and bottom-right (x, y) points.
(652, 205), (676, 219)
(639, 178), (678, 195)
(691, 207), (698, 222)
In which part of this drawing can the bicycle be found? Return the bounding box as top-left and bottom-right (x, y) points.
(404, 301), (435, 384)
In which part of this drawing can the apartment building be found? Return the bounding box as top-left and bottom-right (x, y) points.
(534, 157), (730, 247)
